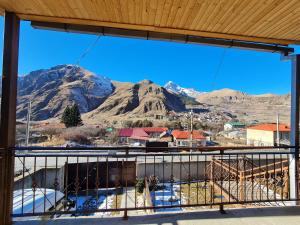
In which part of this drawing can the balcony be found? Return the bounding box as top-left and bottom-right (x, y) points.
(11, 146), (300, 224)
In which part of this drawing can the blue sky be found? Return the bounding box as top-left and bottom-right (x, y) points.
(0, 18), (298, 95)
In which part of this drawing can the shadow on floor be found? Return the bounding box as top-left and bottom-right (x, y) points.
(13, 206), (300, 225)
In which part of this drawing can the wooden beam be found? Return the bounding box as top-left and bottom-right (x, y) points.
(17, 13), (300, 46)
(0, 11), (20, 225)
(30, 21), (294, 55)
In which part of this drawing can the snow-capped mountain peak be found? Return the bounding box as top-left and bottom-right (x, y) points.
(164, 81), (204, 98)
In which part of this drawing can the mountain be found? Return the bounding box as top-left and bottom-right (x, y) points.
(164, 81), (204, 98)
(197, 88), (247, 102)
(16, 65), (113, 120)
(195, 88), (290, 124)
(85, 79), (186, 121)
(4, 65), (290, 124)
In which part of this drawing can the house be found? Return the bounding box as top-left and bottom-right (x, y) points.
(246, 123), (290, 146)
(172, 130), (206, 147)
(118, 128), (149, 145)
(143, 127), (168, 138)
(224, 121), (246, 131)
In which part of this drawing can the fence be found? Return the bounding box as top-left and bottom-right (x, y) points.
(12, 146), (300, 217)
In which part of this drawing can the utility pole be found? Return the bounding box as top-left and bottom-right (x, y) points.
(276, 113), (280, 147)
(190, 109), (193, 148)
(25, 99), (31, 147)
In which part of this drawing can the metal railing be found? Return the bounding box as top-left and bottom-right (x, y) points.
(12, 146), (300, 218)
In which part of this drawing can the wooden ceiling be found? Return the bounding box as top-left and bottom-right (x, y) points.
(0, 0), (300, 45)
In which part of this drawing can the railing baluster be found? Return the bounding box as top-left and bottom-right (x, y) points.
(32, 156), (36, 215)
(44, 156), (47, 213)
(21, 156), (25, 215)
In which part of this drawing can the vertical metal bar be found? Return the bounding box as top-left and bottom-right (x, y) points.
(32, 157), (37, 214)
(21, 156), (26, 215)
(162, 154), (165, 208)
(188, 154), (191, 205)
(171, 154), (174, 207)
(44, 156), (48, 212)
(123, 149), (128, 220)
(0, 12), (20, 225)
(228, 154), (231, 204)
(75, 156), (79, 213)
(96, 156), (99, 205)
(106, 156), (109, 210)
(180, 155), (182, 206)
(65, 156), (69, 211)
(251, 154), (254, 202)
(144, 154), (146, 208)
(197, 154), (199, 205)
(266, 154), (269, 201)
(134, 156), (137, 209)
(259, 154), (262, 202)
(273, 153), (276, 201)
(54, 156), (58, 211)
(290, 54), (300, 203)
(236, 154), (239, 201)
(86, 156), (89, 204)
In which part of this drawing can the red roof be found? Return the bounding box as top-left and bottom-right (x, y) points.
(119, 128), (149, 137)
(172, 130), (206, 140)
(247, 123), (290, 132)
(143, 127), (168, 133)
(128, 136), (150, 141)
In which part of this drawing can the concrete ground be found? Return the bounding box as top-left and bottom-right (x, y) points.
(14, 206), (300, 225)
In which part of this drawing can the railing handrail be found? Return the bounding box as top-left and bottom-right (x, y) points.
(15, 145), (294, 152)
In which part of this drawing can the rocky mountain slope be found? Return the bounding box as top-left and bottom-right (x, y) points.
(16, 65), (113, 120)
(85, 80), (186, 121)
(193, 88), (290, 123)
(5, 65), (291, 124)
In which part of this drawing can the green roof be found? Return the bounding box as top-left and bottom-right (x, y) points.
(226, 122), (245, 126)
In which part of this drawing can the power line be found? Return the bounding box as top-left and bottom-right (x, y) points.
(211, 48), (227, 90)
(75, 35), (101, 66)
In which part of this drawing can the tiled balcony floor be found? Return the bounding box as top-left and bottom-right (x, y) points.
(14, 206), (300, 225)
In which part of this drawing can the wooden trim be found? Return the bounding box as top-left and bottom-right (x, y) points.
(17, 13), (300, 45)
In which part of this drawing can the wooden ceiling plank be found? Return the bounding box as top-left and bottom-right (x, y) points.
(200, 0), (228, 31)
(154, 0), (166, 26)
(186, 0), (206, 30)
(166, 0), (180, 27)
(258, 2), (300, 38)
(17, 13), (299, 45)
(219, 0), (254, 33)
(238, 0), (287, 35)
(127, 0), (136, 24)
(159, 0), (173, 27)
(268, 12), (300, 40)
(213, 0), (248, 33)
(194, 0), (217, 31)
(224, 0), (262, 34)
(244, 0), (297, 36)
(176, 0), (194, 28)
(119, 0), (130, 23)
(148, 0), (158, 26)
(210, 0), (241, 32)
(206, 0), (235, 32)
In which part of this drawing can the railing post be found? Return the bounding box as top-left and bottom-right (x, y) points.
(289, 54), (300, 204)
(0, 11), (20, 225)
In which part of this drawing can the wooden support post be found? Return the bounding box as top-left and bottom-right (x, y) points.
(0, 11), (20, 225)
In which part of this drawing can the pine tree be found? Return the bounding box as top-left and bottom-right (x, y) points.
(61, 104), (83, 127)
(70, 104), (83, 127)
